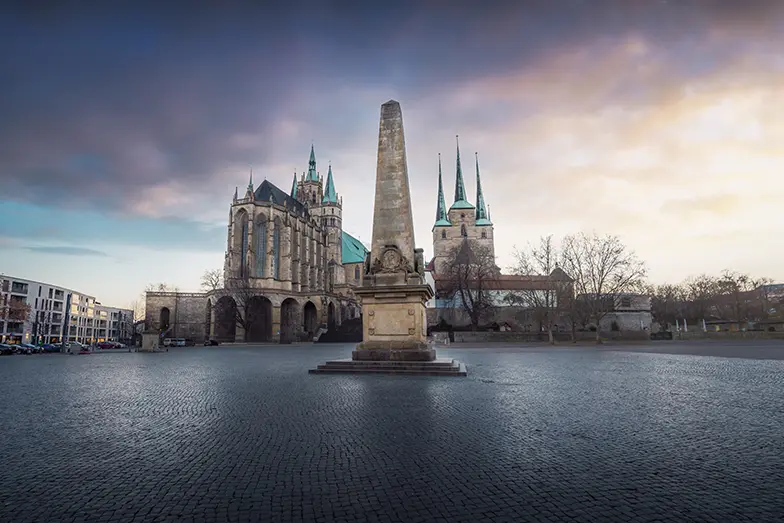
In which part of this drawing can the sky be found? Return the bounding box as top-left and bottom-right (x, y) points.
(2, 0), (783, 309)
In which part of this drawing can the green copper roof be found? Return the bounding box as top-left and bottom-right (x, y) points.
(306, 145), (318, 182)
(322, 164), (337, 203)
(451, 135), (474, 210)
(474, 152), (491, 226)
(290, 173), (298, 199)
(434, 153), (451, 227)
(342, 231), (368, 264)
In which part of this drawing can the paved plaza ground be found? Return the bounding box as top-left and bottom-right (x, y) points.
(1, 341), (783, 522)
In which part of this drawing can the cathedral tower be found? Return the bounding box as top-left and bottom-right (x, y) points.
(298, 145), (323, 206)
(321, 163), (345, 288)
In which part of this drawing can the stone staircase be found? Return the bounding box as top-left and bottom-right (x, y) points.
(309, 358), (467, 376)
(315, 318), (363, 343)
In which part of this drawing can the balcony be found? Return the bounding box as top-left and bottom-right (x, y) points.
(10, 282), (28, 295)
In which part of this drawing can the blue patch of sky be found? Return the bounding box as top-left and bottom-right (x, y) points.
(0, 201), (224, 252)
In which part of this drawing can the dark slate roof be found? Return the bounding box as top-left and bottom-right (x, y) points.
(254, 180), (308, 217)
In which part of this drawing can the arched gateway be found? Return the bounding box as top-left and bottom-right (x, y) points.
(280, 298), (299, 344)
(245, 296), (273, 342)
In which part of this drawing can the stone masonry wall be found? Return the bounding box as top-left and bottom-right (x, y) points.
(145, 292), (208, 341)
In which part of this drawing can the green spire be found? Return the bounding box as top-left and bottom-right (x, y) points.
(290, 172), (298, 199)
(434, 153), (450, 227)
(475, 152), (491, 225)
(451, 135), (474, 210)
(306, 144), (318, 181)
(322, 163), (337, 203)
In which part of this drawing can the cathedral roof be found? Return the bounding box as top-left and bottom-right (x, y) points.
(322, 164), (338, 203)
(342, 231), (368, 264)
(451, 136), (475, 210)
(306, 145), (318, 182)
(433, 153), (451, 228)
(474, 152), (492, 226)
(254, 180), (308, 216)
(290, 173), (298, 199)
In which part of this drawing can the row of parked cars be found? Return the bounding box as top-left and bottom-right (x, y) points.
(0, 342), (67, 355)
(0, 340), (128, 356)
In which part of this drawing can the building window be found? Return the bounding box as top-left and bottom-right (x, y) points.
(256, 219), (267, 277)
(272, 223), (280, 279)
(460, 213), (465, 219)
(461, 224), (467, 237)
(620, 297), (632, 308)
(355, 265), (360, 280)
(441, 230), (446, 239)
(481, 230), (487, 239)
(239, 214), (249, 277)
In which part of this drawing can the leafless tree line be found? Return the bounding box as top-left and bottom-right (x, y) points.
(646, 271), (778, 328)
(440, 231), (779, 343)
(440, 233), (649, 342)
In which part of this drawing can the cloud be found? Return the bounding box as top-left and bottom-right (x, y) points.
(3, 1), (783, 225)
(396, 30), (784, 282)
(24, 246), (109, 257)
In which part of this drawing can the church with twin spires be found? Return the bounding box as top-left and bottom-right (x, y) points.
(429, 137), (496, 275)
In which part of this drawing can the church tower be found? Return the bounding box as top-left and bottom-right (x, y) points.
(432, 137), (495, 274)
(297, 145), (323, 206)
(320, 163), (345, 288)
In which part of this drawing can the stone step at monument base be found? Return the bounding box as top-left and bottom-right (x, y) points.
(309, 358), (467, 376)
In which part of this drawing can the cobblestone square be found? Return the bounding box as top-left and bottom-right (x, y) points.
(1, 342), (783, 522)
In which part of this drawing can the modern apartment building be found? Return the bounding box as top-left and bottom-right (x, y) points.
(0, 275), (132, 345)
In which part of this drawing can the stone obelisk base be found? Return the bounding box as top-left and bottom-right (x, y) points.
(352, 284), (434, 361)
(308, 283), (466, 376)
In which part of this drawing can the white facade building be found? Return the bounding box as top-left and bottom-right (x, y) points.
(0, 275), (132, 345)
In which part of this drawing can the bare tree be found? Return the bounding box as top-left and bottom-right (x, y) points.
(216, 275), (257, 334)
(648, 283), (687, 329)
(507, 235), (574, 344)
(560, 232), (647, 342)
(201, 269), (224, 292)
(0, 297), (32, 323)
(682, 275), (720, 323)
(130, 300), (146, 322)
(441, 239), (499, 331)
(716, 270), (773, 324)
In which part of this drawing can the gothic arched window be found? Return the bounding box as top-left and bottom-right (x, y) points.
(481, 230), (487, 239)
(441, 230), (446, 239)
(255, 218), (267, 277)
(461, 224), (467, 237)
(354, 265), (360, 281)
(272, 221), (281, 279)
(238, 212), (249, 277)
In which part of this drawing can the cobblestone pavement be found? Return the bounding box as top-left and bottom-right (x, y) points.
(1, 343), (782, 522)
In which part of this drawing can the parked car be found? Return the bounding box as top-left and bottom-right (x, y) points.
(204, 339), (220, 346)
(21, 343), (41, 353)
(0, 344), (14, 355)
(42, 344), (61, 353)
(14, 345), (32, 355)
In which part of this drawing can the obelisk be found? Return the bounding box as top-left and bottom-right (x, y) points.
(352, 100), (435, 361)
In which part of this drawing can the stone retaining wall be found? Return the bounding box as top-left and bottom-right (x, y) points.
(676, 331), (784, 341)
(446, 330), (650, 343)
